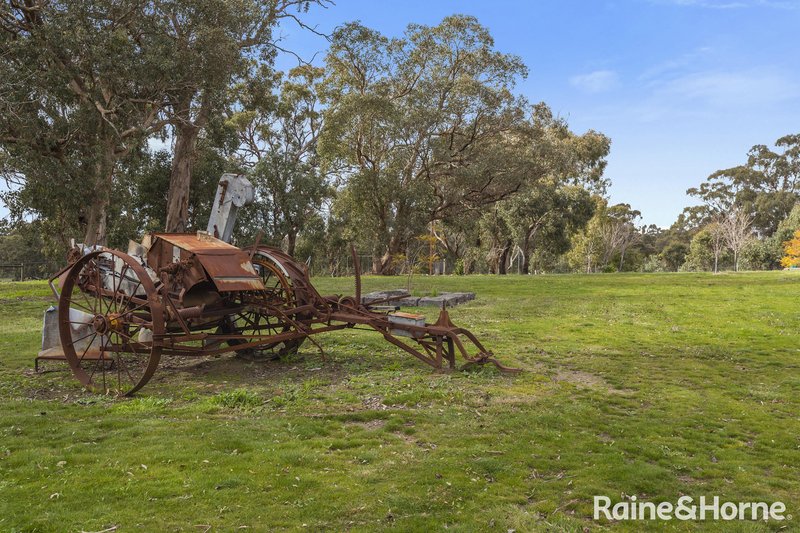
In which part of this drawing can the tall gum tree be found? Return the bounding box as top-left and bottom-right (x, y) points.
(1, 0), (175, 245)
(160, 0), (328, 233)
(319, 16), (531, 274)
(227, 65), (330, 255)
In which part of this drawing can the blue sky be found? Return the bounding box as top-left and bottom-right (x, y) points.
(275, 0), (800, 227)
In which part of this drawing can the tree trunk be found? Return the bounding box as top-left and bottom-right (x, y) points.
(83, 136), (115, 246)
(521, 253), (530, 275)
(521, 226), (536, 275)
(498, 239), (512, 275)
(165, 122), (200, 232)
(83, 199), (108, 246)
(714, 253), (719, 273)
(374, 234), (405, 275)
(286, 231), (297, 257)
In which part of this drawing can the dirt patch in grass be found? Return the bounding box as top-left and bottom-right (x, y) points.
(553, 369), (634, 395)
(347, 419), (387, 430)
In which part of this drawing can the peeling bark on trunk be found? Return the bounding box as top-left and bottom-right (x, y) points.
(165, 122), (199, 233)
(521, 253), (530, 275)
(521, 225), (538, 275)
(497, 239), (512, 275)
(286, 231), (297, 257)
(83, 200), (108, 246)
(83, 138), (115, 246)
(372, 234), (404, 275)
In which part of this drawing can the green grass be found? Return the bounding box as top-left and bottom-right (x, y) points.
(1, 273), (799, 531)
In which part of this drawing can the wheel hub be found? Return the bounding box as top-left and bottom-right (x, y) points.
(92, 313), (123, 335)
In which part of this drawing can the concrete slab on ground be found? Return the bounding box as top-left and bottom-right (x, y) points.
(361, 290), (475, 308)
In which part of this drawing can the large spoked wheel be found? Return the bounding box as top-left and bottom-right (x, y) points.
(58, 249), (164, 396)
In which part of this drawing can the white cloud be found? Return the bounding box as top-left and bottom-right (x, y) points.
(623, 68), (800, 122)
(661, 0), (748, 8)
(569, 70), (619, 93)
(653, 0), (799, 8)
(639, 47), (715, 81)
(654, 69), (799, 106)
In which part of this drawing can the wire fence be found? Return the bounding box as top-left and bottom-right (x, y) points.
(307, 253), (454, 276)
(0, 255), (458, 282)
(0, 261), (61, 281)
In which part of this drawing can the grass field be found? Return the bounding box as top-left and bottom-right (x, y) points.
(1, 272), (799, 531)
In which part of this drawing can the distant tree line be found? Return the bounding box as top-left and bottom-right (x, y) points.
(1, 2), (797, 275)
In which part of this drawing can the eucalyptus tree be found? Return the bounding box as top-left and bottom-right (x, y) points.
(494, 110), (609, 274)
(500, 184), (595, 274)
(566, 199), (642, 272)
(228, 65), (331, 255)
(599, 203), (641, 270)
(157, 0), (329, 233)
(319, 16), (530, 273)
(0, 0), (175, 245)
(686, 133), (800, 236)
(0, 0), (327, 249)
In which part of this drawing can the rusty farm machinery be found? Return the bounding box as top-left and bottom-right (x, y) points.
(36, 174), (518, 395)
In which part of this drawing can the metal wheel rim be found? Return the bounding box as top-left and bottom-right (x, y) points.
(58, 250), (164, 396)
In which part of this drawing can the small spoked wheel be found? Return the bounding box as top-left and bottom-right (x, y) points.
(58, 249), (164, 396)
(224, 252), (305, 358)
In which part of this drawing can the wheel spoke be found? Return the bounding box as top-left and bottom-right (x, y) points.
(78, 332), (98, 363)
(70, 330), (97, 346)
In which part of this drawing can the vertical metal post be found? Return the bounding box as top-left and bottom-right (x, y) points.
(429, 221), (434, 275)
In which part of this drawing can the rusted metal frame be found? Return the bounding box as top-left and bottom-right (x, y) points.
(246, 300), (331, 357)
(159, 323), (351, 357)
(72, 280), (152, 315)
(47, 261), (76, 300)
(380, 332), (441, 369)
(159, 286), (191, 334)
(248, 231), (264, 260)
(275, 303), (318, 317)
(445, 336), (456, 368)
(251, 245), (330, 312)
(445, 329), (521, 373)
(97, 342), (150, 353)
(326, 302), (504, 371)
(350, 245), (361, 305)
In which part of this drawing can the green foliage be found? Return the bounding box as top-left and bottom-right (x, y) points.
(229, 66), (332, 253)
(740, 237), (777, 271)
(686, 133), (800, 236)
(682, 229), (715, 271)
(566, 196), (641, 272)
(660, 241), (689, 271)
(641, 254), (667, 272)
(496, 183), (598, 274)
(113, 396), (173, 414)
(320, 16), (539, 272)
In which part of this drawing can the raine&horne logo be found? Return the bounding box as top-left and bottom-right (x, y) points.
(593, 495), (788, 522)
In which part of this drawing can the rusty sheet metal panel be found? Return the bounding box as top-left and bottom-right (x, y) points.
(148, 233), (264, 292)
